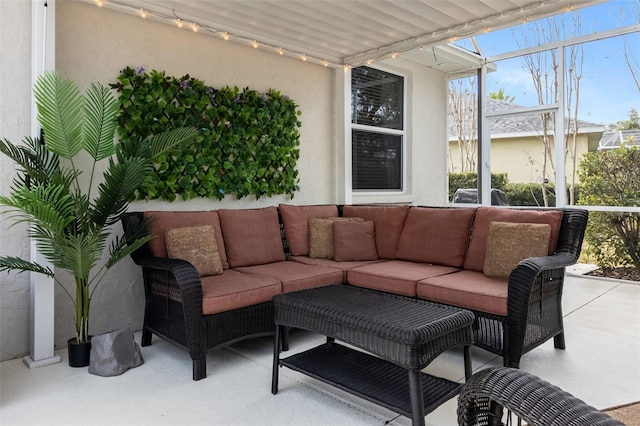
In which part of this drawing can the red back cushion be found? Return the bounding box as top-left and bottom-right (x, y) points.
(279, 204), (338, 256)
(144, 211), (229, 269)
(395, 207), (476, 267)
(343, 205), (410, 259)
(464, 207), (563, 272)
(218, 207), (285, 267)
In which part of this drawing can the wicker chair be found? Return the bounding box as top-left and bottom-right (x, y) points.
(122, 212), (277, 381)
(457, 368), (624, 426)
(468, 208), (589, 368)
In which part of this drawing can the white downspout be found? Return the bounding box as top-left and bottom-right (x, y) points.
(24, 0), (60, 368)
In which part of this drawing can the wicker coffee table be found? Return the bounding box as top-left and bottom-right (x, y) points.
(271, 284), (475, 426)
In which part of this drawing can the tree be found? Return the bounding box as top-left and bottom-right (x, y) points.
(578, 147), (640, 273)
(489, 88), (515, 103)
(609, 108), (640, 131)
(448, 77), (478, 173)
(619, 2), (640, 94)
(513, 13), (584, 206)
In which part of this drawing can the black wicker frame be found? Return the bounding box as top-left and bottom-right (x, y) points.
(457, 367), (623, 425)
(122, 206), (587, 381)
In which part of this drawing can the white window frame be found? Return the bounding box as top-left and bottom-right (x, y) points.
(350, 65), (407, 195)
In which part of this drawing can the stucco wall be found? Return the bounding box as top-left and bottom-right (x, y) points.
(1, 0), (449, 360)
(0, 1), (33, 361)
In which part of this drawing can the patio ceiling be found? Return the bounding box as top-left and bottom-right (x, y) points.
(94, 0), (604, 73)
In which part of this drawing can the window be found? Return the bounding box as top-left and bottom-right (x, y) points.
(351, 66), (404, 191)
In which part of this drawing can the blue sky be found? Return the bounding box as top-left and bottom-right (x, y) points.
(455, 0), (640, 127)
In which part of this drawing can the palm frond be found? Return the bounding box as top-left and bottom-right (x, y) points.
(0, 256), (54, 277)
(56, 232), (107, 281)
(148, 127), (200, 160)
(0, 137), (60, 188)
(91, 157), (148, 228)
(83, 82), (118, 162)
(106, 234), (152, 270)
(0, 185), (75, 234)
(34, 72), (83, 159)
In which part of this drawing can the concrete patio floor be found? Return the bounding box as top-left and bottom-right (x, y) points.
(1, 274), (639, 426)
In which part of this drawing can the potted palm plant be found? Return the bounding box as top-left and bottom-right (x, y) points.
(0, 72), (198, 367)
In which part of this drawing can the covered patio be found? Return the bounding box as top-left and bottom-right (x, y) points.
(1, 273), (639, 425)
(1, 1), (640, 424)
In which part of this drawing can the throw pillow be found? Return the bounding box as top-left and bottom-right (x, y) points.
(165, 225), (224, 276)
(464, 207), (563, 272)
(483, 221), (552, 278)
(144, 210), (229, 269)
(333, 220), (378, 262)
(308, 217), (363, 259)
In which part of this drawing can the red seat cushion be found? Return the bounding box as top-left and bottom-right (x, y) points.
(201, 269), (281, 315)
(347, 260), (459, 297)
(235, 261), (343, 293)
(417, 270), (508, 316)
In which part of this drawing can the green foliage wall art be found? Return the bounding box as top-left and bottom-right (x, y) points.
(111, 66), (301, 201)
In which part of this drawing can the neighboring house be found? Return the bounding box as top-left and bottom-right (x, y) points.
(448, 98), (604, 183)
(598, 130), (640, 149)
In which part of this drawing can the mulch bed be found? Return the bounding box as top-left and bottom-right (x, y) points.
(586, 266), (640, 282)
(603, 400), (640, 424)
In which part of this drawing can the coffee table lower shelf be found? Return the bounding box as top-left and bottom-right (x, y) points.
(279, 342), (462, 419)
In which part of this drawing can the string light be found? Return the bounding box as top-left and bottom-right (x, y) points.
(96, 0), (571, 69)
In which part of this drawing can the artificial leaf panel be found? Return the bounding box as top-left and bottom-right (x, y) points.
(112, 67), (301, 201)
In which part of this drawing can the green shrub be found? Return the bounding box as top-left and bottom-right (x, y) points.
(578, 147), (640, 272)
(111, 67), (301, 201)
(450, 173), (583, 206)
(503, 183), (557, 206)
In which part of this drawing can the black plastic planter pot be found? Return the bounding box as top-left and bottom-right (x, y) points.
(67, 337), (92, 367)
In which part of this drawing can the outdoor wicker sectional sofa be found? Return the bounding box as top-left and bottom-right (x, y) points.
(122, 204), (588, 381)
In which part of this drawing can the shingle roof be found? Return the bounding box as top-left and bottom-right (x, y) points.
(448, 98), (603, 138)
(598, 130), (640, 149)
